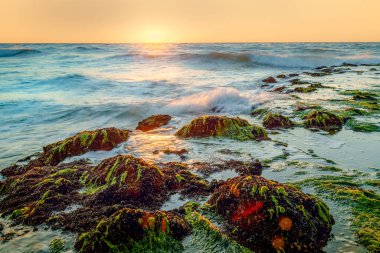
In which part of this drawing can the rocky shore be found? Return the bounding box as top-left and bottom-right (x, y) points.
(1, 62), (379, 253)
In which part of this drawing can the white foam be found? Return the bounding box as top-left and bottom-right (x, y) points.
(164, 87), (271, 115)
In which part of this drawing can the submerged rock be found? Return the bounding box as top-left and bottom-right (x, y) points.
(303, 110), (344, 131)
(75, 208), (190, 253)
(294, 86), (317, 93)
(250, 107), (269, 118)
(263, 113), (294, 129)
(191, 159), (263, 177)
(276, 74), (286, 79)
(262, 76), (277, 83)
(208, 176), (334, 253)
(175, 116), (268, 141)
(136, 114), (172, 132)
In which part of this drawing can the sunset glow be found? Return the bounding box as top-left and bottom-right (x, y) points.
(1, 0), (379, 43)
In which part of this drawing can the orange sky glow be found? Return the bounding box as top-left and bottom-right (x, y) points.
(1, 0), (379, 43)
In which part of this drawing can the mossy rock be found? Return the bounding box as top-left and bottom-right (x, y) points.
(208, 176), (334, 253)
(136, 114), (172, 132)
(303, 110), (344, 131)
(82, 155), (210, 207)
(8, 128), (130, 171)
(290, 79), (311, 85)
(0, 160), (90, 226)
(263, 113), (295, 129)
(294, 86), (317, 93)
(82, 155), (170, 208)
(175, 116), (268, 141)
(75, 208), (190, 253)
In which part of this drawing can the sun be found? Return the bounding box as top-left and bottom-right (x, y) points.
(141, 28), (169, 43)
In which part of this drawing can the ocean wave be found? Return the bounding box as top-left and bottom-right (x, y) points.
(164, 87), (271, 114)
(36, 73), (114, 92)
(0, 49), (40, 58)
(106, 50), (380, 68)
(75, 45), (103, 51)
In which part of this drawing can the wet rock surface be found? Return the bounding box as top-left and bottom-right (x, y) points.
(176, 115), (268, 141)
(303, 110), (344, 131)
(262, 76), (277, 83)
(263, 113), (294, 129)
(208, 176), (334, 253)
(136, 114), (172, 132)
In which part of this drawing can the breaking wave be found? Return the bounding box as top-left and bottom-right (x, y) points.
(164, 87), (271, 115)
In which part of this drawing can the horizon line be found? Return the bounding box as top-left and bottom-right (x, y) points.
(1, 41), (380, 44)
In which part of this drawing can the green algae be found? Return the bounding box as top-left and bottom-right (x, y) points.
(49, 238), (66, 253)
(250, 107), (269, 118)
(296, 175), (380, 252)
(346, 119), (380, 132)
(339, 90), (379, 97)
(49, 168), (77, 178)
(183, 202), (252, 253)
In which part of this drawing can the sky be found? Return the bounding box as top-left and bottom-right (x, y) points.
(1, 0), (379, 43)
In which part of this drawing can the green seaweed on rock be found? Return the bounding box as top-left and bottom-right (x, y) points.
(183, 202), (252, 253)
(263, 113), (295, 129)
(303, 110), (344, 131)
(175, 116), (268, 141)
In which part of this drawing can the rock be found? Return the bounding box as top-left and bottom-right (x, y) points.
(162, 148), (188, 157)
(75, 208), (190, 253)
(263, 113), (294, 129)
(341, 62), (357, 67)
(262, 76), (277, 83)
(83, 155), (211, 207)
(303, 72), (330, 77)
(0, 160), (92, 226)
(271, 86), (286, 93)
(1, 128), (130, 178)
(175, 116), (268, 141)
(190, 159), (263, 177)
(294, 86), (317, 93)
(290, 79), (311, 85)
(303, 110), (344, 131)
(136, 114), (172, 132)
(208, 176), (334, 253)
(276, 74), (286, 79)
(288, 73), (299, 77)
(82, 155), (171, 209)
(353, 94), (377, 101)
